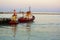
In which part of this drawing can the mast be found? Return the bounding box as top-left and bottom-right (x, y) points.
(29, 6), (31, 13)
(13, 9), (17, 16)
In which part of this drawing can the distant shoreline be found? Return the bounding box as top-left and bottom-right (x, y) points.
(0, 12), (60, 15)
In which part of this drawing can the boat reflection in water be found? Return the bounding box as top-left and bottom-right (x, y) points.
(0, 21), (33, 40)
(11, 22), (33, 40)
(10, 24), (17, 40)
(25, 22), (33, 40)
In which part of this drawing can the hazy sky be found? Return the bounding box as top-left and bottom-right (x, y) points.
(0, 0), (60, 12)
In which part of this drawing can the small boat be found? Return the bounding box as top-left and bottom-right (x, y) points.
(18, 7), (35, 23)
(9, 9), (18, 25)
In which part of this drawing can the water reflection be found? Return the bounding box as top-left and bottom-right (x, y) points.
(10, 25), (17, 40)
(10, 22), (33, 40)
(25, 22), (33, 40)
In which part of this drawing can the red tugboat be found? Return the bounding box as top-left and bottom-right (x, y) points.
(18, 7), (35, 23)
(9, 9), (18, 25)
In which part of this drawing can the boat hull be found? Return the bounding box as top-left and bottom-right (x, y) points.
(18, 16), (35, 23)
(9, 21), (18, 25)
(0, 18), (11, 25)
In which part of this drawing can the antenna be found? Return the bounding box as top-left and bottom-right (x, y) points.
(29, 6), (31, 12)
(19, 8), (21, 13)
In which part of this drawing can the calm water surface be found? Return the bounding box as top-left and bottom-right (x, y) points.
(0, 14), (60, 40)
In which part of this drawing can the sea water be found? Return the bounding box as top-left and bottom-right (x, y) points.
(0, 13), (60, 40)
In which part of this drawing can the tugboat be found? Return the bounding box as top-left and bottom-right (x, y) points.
(18, 7), (35, 23)
(9, 9), (18, 25)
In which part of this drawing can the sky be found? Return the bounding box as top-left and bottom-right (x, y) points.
(0, 0), (60, 12)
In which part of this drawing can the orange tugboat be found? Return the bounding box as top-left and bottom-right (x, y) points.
(18, 7), (35, 23)
(9, 9), (18, 25)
